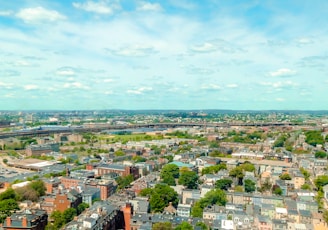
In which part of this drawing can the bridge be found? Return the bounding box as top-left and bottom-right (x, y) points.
(0, 121), (307, 139)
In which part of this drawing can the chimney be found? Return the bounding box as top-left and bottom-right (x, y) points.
(46, 183), (53, 194)
(6, 216), (11, 227)
(122, 203), (132, 230)
(22, 216), (28, 228)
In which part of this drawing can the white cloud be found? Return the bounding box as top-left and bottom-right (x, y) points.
(260, 81), (298, 89)
(275, 98), (285, 102)
(201, 84), (221, 90)
(4, 93), (15, 98)
(296, 38), (313, 45)
(15, 60), (32, 67)
(104, 90), (113, 95)
(190, 39), (244, 54)
(24, 84), (39, 90)
(0, 82), (13, 89)
(137, 2), (163, 11)
(106, 45), (157, 57)
(73, 0), (120, 15)
(226, 84), (238, 88)
(269, 68), (296, 77)
(0, 10), (13, 16)
(16, 7), (66, 23)
(63, 82), (89, 89)
(56, 69), (75, 76)
(127, 87), (153, 95)
(103, 78), (114, 83)
(190, 42), (217, 53)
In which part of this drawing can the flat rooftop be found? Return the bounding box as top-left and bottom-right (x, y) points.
(8, 158), (56, 169)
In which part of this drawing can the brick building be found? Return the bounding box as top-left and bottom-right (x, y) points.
(40, 189), (82, 214)
(25, 143), (59, 157)
(90, 163), (139, 179)
(3, 210), (48, 230)
(60, 177), (116, 200)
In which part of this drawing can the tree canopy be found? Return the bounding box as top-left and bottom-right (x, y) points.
(201, 163), (227, 175)
(315, 175), (328, 189)
(152, 222), (172, 230)
(161, 164), (179, 186)
(279, 173), (292, 180)
(215, 179), (233, 191)
(315, 151), (327, 159)
(191, 189), (227, 217)
(178, 171), (199, 189)
(174, 221), (193, 230)
(305, 130), (324, 146)
(143, 184), (179, 213)
(244, 179), (256, 193)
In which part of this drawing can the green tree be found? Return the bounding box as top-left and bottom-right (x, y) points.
(195, 222), (208, 230)
(132, 156), (146, 163)
(0, 199), (19, 223)
(301, 184), (311, 190)
(305, 130), (324, 146)
(0, 188), (16, 201)
(178, 171), (199, 189)
(77, 202), (89, 215)
(279, 173), (292, 180)
(300, 167), (310, 180)
(272, 185), (283, 195)
(323, 209), (328, 224)
(240, 163), (255, 172)
(116, 175), (134, 190)
(234, 186), (244, 192)
(139, 188), (153, 197)
(315, 151), (327, 158)
(229, 166), (244, 185)
(15, 186), (39, 202)
(152, 222), (172, 230)
(175, 221), (193, 230)
(315, 175), (328, 189)
(149, 184), (179, 213)
(244, 179), (256, 193)
(161, 164), (179, 178)
(201, 164), (227, 175)
(161, 173), (176, 186)
(28, 180), (46, 197)
(51, 211), (64, 229)
(161, 164), (179, 186)
(191, 189), (227, 217)
(114, 150), (125, 156)
(215, 179), (233, 191)
(63, 208), (77, 223)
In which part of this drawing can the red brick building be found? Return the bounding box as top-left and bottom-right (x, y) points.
(3, 210), (48, 230)
(90, 163), (139, 179)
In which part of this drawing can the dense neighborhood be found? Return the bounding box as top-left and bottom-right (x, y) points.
(0, 111), (328, 230)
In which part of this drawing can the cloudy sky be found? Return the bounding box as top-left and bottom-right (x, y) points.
(0, 0), (327, 110)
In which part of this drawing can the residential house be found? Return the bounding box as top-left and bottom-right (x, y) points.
(299, 210), (312, 224)
(255, 215), (272, 230)
(81, 186), (101, 206)
(272, 219), (287, 230)
(64, 201), (124, 230)
(177, 204), (191, 218)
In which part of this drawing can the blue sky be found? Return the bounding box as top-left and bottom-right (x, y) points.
(0, 0), (327, 110)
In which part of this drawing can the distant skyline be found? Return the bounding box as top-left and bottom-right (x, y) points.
(0, 0), (327, 110)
